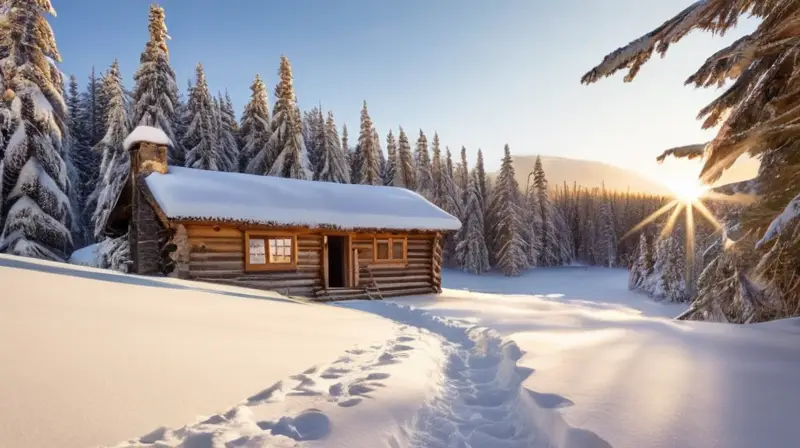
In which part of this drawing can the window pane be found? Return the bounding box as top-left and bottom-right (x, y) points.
(269, 237), (293, 263)
(249, 238), (266, 264)
(376, 239), (390, 260)
(392, 240), (404, 260)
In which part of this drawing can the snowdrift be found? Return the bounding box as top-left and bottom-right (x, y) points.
(0, 254), (399, 448)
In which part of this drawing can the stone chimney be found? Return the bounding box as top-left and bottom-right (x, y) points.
(126, 126), (171, 275)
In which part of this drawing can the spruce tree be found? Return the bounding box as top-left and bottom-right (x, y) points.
(132, 4), (179, 161)
(394, 127), (416, 190)
(475, 149), (488, 208)
(487, 145), (528, 276)
(533, 155), (558, 266)
(318, 111), (350, 183)
(240, 74), (271, 174)
(216, 91), (239, 172)
(374, 128), (385, 180)
(0, 0), (73, 261)
(266, 56), (311, 180)
(79, 67), (106, 147)
(67, 74), (96, 246)
(523, 184), (542, 267)
(358, 101), (381, 186)
(445, 147), (455, 179)
(383, 130), (397, 186)
(303, 107), (325, 179)
(456, 146), (469, 204)
(172, 79), (191, 166)
(415, 130), (433, 199)
(183, 64), (220, 171)
(90, 61), (130, 240)
(431, 133), (445, 207)
(597, 200), (617, 267)
(456, 170), (491, 275)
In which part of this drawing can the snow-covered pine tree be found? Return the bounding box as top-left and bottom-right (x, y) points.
(394, 127), (416, 190)
(240, 74), (271, 174)
(318, 111), (350, 183)
(374, 128), (385, 181)
(431, 133), (445, 207)
(266, 56), (311, 180)
(414, 130), (433, 200)
(628, 232), (653, 290)
(487, 145), (528, 276)
(216, 91), (239, 172)
(182, 64), (220, 171)
(132, 4), (179, 162)
(0, 0), (73, 261)
(523, 184), (542, 267)
(302, 107), (325, 179)
(357, 102), (380, 185)
(456, 170), (491, 275)
(475, 149), (488, 204)
(597, 199), (617, 267)
(445, 147), (455, 178)
(66, 74), (97, 246)
(533, 155), (559, 266)
(456, 146), (469, 203)
(171, 79), (191, 167)
(78, 66), (107, 147)
(383, 130), (397, 186)
(350, 145), (362, 184)
(648, 235), (687, 303)
(90, 60), (130, 240)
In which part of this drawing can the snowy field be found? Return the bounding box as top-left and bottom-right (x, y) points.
(3, 257), (800, 448)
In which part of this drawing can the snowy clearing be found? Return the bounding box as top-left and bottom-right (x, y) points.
(395, 267), (800, 448)
(3, 259), (800, 448)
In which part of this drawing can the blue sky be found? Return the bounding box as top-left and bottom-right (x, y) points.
(50, 0), (758, 182)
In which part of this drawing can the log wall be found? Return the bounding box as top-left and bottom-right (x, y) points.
(184, 225), (323, 297)
(181, 224), (441, 299)
(352, 233), (437, 297)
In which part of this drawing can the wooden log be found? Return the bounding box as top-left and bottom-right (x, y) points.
(370, 281), (432, 290)
(191, 242), (244, 253)
(190, 260), (245, 271)
(186, 226), (242, 238)
(190, 252), (243, 261)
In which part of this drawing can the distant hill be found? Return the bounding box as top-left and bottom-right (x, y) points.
(494, 155), (760, 196)
(503, 155), (672, 195)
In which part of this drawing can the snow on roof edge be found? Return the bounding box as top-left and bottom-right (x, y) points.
(123, 126), (173, 152)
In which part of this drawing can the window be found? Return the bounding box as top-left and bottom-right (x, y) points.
(245, 232), (297, 271)
(373, 236), (406, 263)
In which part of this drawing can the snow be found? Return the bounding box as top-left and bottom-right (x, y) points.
(5, 256), (800, 448)
(123, 125), (173, 152)
(0, 254), (401, 448)
(68, 241), (102, 267)
(392, 267), (800, 448)
(756, 192), (800, 248)
(145, 166), (462, 231)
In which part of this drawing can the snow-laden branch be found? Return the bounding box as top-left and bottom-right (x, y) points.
(756, 192), (800, 249)
(655, 142), (707, 163)
(581, 1), (710, 84)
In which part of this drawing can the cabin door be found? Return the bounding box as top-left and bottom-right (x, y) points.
(326, 235), (348, 288)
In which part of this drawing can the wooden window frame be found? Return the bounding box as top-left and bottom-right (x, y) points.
(372, 235), (407, 264)
(244, 231), (298, 272)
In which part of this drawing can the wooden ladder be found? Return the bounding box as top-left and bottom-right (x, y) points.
(362, 265), (383, 300)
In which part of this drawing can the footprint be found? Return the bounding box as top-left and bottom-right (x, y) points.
(339, 398), (362, 407)
(391, 344), (414, 352)
(247, 381), (284, 404)
(347, 348), (366, 355)
(365, 372), (390, 381)
(348, 383), (375, 396)
(320, 367), (351, 379)
(396, 336), (415, 342)
(261, 409), (331, 442)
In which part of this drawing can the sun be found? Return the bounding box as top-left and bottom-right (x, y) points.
(664, 178), (710, 203)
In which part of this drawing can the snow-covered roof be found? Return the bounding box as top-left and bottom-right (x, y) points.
(123, 125), (173, 152)
(145, 166), (461, 232)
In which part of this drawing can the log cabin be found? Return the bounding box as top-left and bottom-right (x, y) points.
(106, 126), (461, 300)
